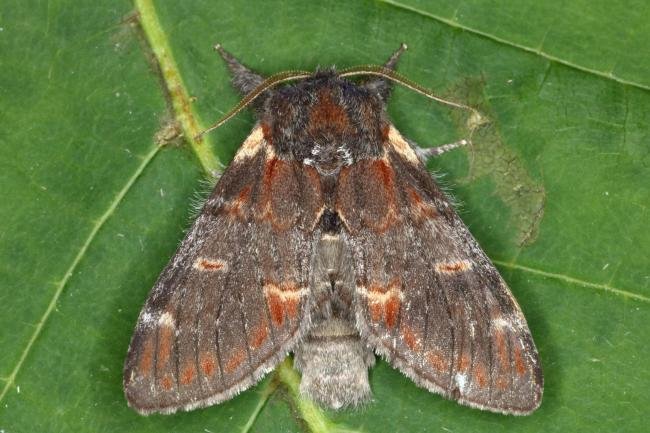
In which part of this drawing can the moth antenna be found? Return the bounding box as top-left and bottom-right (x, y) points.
(195, 69), (312, 139)
(340, 65), (482, 126)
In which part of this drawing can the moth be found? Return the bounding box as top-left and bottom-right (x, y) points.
(123, 44), (543, 416)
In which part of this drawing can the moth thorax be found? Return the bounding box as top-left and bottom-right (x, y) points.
(294, 318), (375, 409)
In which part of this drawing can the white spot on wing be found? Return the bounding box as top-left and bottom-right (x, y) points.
(140, 311), (155, 325)
(233, 126), (265, 162)
(387, 125), (419, 163)
(356, 284), (404, 304)
(158, 312), (175, 328)
(454, 372), (468, 393)
(263, 283), (309, 300)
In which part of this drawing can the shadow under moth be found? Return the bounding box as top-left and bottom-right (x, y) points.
(123, 44), (543, 416)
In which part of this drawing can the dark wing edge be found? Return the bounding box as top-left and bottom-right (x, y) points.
(123, 126), (323, 414)
(339, 125), (543, 415)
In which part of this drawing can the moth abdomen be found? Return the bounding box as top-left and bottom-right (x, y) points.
(294, 319), (374, 409)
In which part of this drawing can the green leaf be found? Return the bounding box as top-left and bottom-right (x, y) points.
(1, 1), (648, 432)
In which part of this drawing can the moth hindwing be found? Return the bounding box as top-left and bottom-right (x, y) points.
(123, 44), (543, 416)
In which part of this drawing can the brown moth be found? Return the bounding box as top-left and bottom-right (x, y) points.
(123, 44), (543, 415)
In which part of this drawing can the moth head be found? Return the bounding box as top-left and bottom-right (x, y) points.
(196, 44), (477, 140)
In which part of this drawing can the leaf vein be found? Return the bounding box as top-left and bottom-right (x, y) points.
(493, 260), (650, 303)
(134, 0), (222, 173)
(0, 144), (163, 402)
(376, 0), (650, 92)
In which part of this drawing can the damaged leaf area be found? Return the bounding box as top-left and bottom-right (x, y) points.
(450, 77), (546, 246)
(1, 0), (648, 433)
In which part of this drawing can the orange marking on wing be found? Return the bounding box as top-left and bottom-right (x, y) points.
(194, 257), (228, 272)
(373, 159), (395, 190)
(363, 279), (402, 327)
(138, 337), (154, 377)
(263, 281), (306, 326)
(407, 187), (439, 223)
(385, 296), (400, 328)
(200, 352), (216, 376)
(380, 123), (391, 141)
(368, 303), (383, 322)
(157, 325), (174, 366)
(261, 122), (273, 144)
(458, 354), (471, 372)
(267, 293), (284, 326)
(180, 363), (196, 385)
(225, 185), (252, 219)
(473, 363), (488, 388)
(257, 158), (298, 230)
(495, 330), (509, 366)
(369, 159), (399, 233)
(496, 376), (509, 390)
(401, 325), (420, 351)
(251, 324), (269, 349)
(427, 351), (447, 372)
(308, 90), (350, 134)
(225, 350), (246, 373)
(435, 260), (473, 274)
(160, 375), (173, 391)
(514, 344), (526, 376)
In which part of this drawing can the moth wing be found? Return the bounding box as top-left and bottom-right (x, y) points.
(123, 126), (323, 414)
(336, 125), (543, 415)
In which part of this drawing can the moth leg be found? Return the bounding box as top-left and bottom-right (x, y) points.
(214, 44), (265, 96)
(363, 43), (408, 101)
(410, 137), (469, 161)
